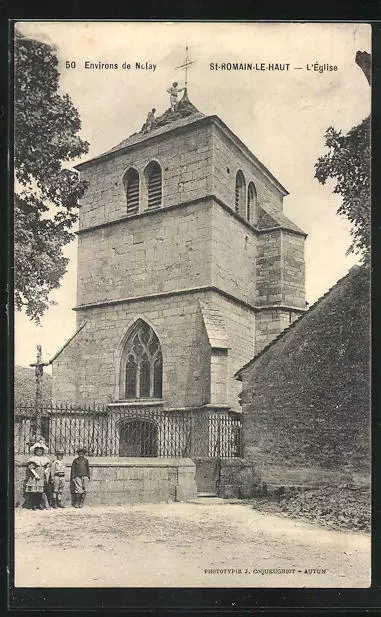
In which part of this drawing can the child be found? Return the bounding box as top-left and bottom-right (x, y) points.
(50, 448), (66, 508)
(70, 447), (90, 508)
(24, 442), (51, 510)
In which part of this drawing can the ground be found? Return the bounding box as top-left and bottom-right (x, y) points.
(14, 499), (370, 588)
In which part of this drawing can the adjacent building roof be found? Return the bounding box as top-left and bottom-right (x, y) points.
(14, 366), (52, 407)
(235, 264), (369, 379)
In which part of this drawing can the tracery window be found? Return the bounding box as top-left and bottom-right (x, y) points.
(247, 181), (257, 223)
(144, 161), (162, 208)
(235, 170), (246, 216)
(122, 321), (162, 399)
(123, 168), (140, 214)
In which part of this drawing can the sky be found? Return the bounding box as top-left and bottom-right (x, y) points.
(14, 21), (371, 371)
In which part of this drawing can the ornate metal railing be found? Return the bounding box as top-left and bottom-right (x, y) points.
(14, 402), (242, 459)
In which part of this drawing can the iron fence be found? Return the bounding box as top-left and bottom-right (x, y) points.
(14, 402), (242, 459)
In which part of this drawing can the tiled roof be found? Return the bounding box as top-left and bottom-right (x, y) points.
(258, 203), (307, 236)
(75, 94), (205, 169)
(14, 366), (52, 408)
(106, 112), (205, 155)
(235, 264), (365, 379)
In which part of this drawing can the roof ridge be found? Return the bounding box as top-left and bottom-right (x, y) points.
(49, 321), (87, 364)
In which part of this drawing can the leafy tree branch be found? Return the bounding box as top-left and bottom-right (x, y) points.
(14, 32), (89, 322)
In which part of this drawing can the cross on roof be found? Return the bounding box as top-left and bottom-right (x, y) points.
(175, 45), (196, 89)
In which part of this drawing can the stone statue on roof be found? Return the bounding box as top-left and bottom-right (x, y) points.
(142, 108), (157, 133)
(167, 82), (185, 111)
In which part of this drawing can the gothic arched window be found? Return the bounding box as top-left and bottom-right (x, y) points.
(123, 168), (140, 214)
(144, 161), (162, 209)
(235, 170), (246, 217)
(121, 321), (162, 400)
(247, 181), (258, 224)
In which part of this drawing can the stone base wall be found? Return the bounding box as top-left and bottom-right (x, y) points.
(252, 465), (370, 491)
(217, 459), (370, 500)
(218, 458), (260, 498)
(14, 457), (197, 506)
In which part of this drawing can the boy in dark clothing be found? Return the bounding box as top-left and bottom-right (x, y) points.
(71, 447), (90, 508)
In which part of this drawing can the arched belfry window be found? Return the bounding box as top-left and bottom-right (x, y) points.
(247, 181), (258, 224)
(123, 168), (140, 214)
(144, 161), (162, 209)
(235, 170), (246, 217)
(121, 320), (162, 400)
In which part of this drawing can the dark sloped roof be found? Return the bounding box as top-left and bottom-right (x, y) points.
(75, 92), (205, 169)
(108, 93), (203, 153)
(258, 203), (307, 236)
(235, 264), (367, 379)
(74, 92), (288, 197)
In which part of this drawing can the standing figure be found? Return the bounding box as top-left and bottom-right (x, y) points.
(71, 447), (90, 509)
(24, 442), (51, 510)
(50, 449), (66, 508)
(167, 82), (185, 111)
(143, 108), (157, 133)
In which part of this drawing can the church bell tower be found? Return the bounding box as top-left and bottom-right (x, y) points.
(51, 88), (306, 417)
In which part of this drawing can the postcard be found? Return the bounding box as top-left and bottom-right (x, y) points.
(12, 21), (371, 590)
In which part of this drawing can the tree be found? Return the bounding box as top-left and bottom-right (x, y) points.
(14, 32), (89, 322)
(314, 116), (370, 260)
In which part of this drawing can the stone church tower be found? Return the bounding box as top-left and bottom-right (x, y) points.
(52, 93), (306, 422)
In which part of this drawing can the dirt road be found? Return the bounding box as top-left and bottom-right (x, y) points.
(14, 499), (370, 587)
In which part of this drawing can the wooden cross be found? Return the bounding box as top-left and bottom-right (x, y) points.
(176, 45), (196, 89)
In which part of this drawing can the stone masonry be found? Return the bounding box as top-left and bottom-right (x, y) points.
(52, 99), (306, 419)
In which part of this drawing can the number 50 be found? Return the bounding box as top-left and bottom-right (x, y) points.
(65, 61), (76, 69)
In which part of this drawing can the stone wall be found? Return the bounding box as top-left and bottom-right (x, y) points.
(53, 289), (255, 411)
(242, 409), (370, 490)
(239, 265), (371, 489)
(78, 118), (286, 233)
(255, 230), (305, 309)
(77, 200), (213, 307)
(211, 123), (285, 214)
(77, 195), (284, 311)
(53, 114), (305, 415)
(255, 309), (292, 355)
(14, 457), (197, 506)
(210, 349), (228, 405)
(256, 230), (282, 305)
(217, 458), (369, 498)
(78, 122), (214, 231)
(198, 291), (256, 411)
(218, 458), (259, 498)
(53, 294), (210, 407)
(281, 231), (305, 308)
(210, 201), (257, 306)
